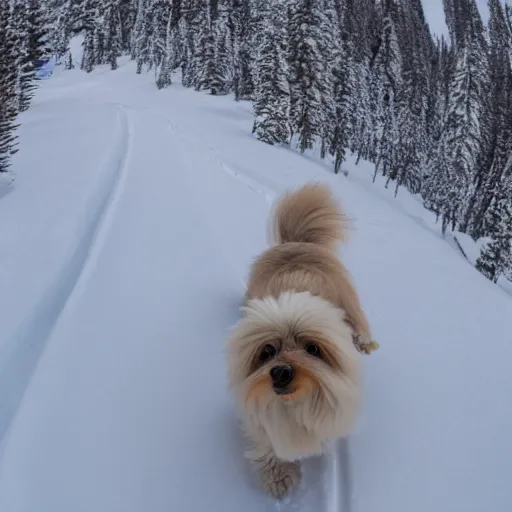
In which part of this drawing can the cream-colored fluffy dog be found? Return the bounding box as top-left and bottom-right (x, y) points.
(226, 182), (378, 500)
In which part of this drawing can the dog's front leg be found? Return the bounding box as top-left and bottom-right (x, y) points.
(246, 436), (302, 500)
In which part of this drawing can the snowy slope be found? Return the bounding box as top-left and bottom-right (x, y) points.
(0, 59), (511, 512)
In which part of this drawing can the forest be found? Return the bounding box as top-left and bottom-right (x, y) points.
(1, 0), (511, 283)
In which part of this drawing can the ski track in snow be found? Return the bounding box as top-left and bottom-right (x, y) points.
(117, 103), (277, 205)
(0, 106), (132, 449)
(210, 150), (277, 205)
(314, 439), (354, 512)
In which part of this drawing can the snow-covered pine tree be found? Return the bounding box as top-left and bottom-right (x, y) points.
(135, 4), (151, 73)
(179, 15), (194, 86)
(475, 185), (512, 283)
(132, 0), (156, 73)
(19, 0), (51, 111)
(370, 0), (402, 182)
(150, 0), (171, 73)
(156, 0), (183, 89)
(249, 0), (268, 97)
(0, 0), (19, 173)
(209, 1), (232, 95)
(232, 0), (264, 101)
(287, 0), (331, 153)
(103, 0), (123, 70)
(328, 2), (353, 172)
(43, 0), (65, 58)
(424, 37), (452, 169)
(230, 0), (249, 100)
(157, 8), (175, 88)
(180, 0), (199, 87)
(10, 2), (32, 112)
(346, 0), (381, 162)
(456, 0), (492, 234)
(119, 0), (136, 53)
(506, 5), (512, 65)
(192, 0), (216, 91)
(9, 0), (50, 113)
(443, 0), (485, 50)
(81, 0), (103, 72)
(422, 135), (455, 229)
(425, 0), (489, 234)
(93, 17), (107, 66)
(387, 0), (431, 196)
(317, 0), (337, 160)
(131, 0), (145, 60)
(469, 0), (512, 239)
(50, 0), (85, 63)
(133, 0), (167, 73)
(251, 0), (290, 145)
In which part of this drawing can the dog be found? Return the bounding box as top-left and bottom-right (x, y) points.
(226, 182), (378, 500)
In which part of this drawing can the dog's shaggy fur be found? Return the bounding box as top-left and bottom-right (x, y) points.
(226, 183), (378, 500)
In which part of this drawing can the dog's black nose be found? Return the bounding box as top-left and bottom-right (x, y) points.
(270, 365), (294, 387)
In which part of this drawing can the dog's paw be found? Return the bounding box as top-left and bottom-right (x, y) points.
(260, 458), (302, 500)
(251, 451), (302, 500)
(360, 340), (380, 354)
(352, 334), (380, 355)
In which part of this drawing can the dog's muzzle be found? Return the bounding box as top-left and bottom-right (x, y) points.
(270, 364), (294, 394)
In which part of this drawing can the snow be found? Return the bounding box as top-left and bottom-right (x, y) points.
(0, 59), (511, 512)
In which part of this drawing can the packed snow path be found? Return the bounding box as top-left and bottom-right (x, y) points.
(0, 61), (511, 512)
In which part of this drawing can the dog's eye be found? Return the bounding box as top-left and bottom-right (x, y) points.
(305, 343), (321, 358)
(259, 344), (277, 363)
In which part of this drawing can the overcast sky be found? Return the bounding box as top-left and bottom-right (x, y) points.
(421, 0), (499, 39)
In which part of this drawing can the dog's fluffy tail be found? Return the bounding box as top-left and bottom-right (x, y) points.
(270, 182), (348, 251)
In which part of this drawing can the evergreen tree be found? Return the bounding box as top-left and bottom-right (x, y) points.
(287, 0), (331, 153)
(316, 0), (337, 160)
(468, 0), (512, 238)
(370, 1), (402, 182)
(11, 2), (33, 111)
(425, 12), (489, 233)
(104, 0), (123, 70)
(192, 0), (215, 91)
(388, 0), (431, 196)
(151, 0), (172, 72)
(80, 0), (103, 72)
(251, 0), (290, 145)
(0, 0), (19, 173)
(231, 0), (250, 100)
(10, 0), (50, 112)
(180, 0), (200, 87)
(209, 1), (232, 95)
(346, 0), (381, 162)
(475, 186), (512, 282)
(156, 0), (183, 89)
(329, 2), (353, 172)
(232, 0), (264, 101)
(157, 10), (175, 89)
(119, 0), (136, 53)
(132, 0), (155, 73)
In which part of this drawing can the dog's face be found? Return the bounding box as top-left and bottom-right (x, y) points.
(226, 291), (361, 458)
(244, 327), (341, 404)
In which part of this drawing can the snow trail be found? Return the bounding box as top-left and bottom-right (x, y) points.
(0, 106), (131, 447)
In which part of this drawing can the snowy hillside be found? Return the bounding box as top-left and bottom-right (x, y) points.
(0, 61), (512, 512)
